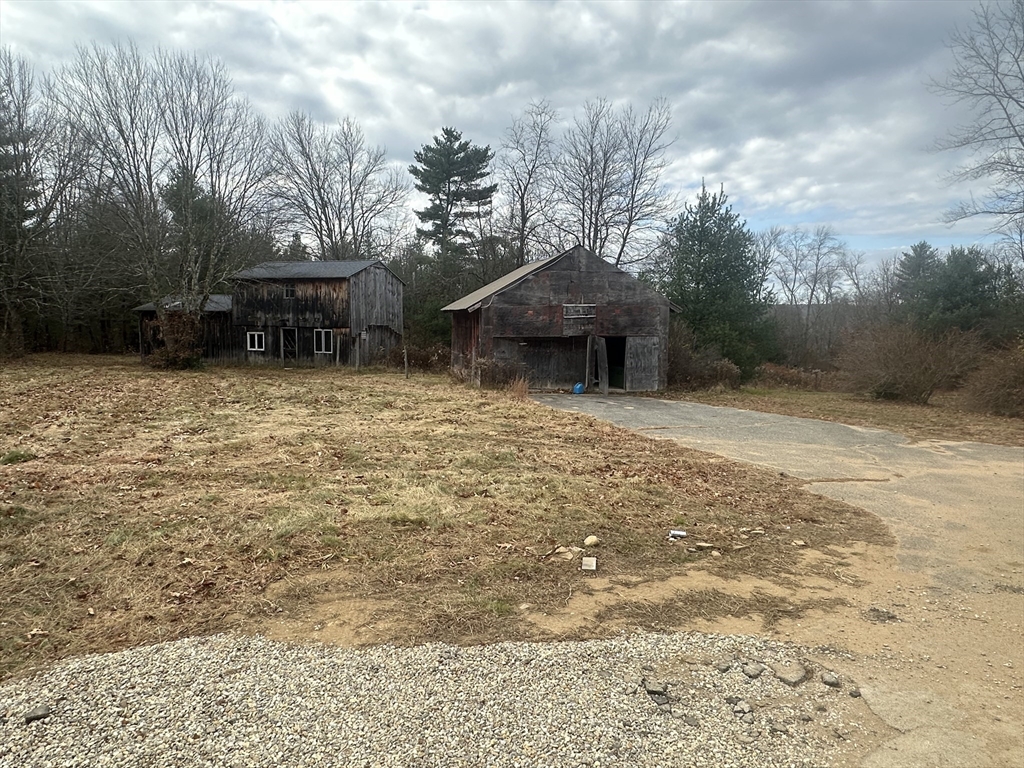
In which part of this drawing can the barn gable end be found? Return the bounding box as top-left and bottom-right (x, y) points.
(443, 246), (674, 391)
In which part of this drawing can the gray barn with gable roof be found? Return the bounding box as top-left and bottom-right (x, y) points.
(442, 246), (676, 391)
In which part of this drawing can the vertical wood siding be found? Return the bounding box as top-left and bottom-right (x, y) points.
(226, 265), (403, 367)
(232, 279), (351, 329)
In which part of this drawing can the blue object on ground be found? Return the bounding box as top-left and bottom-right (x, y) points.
(572, 382), (585, 394)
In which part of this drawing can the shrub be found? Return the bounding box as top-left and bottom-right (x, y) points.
(667, 322), (741, 390)
(962, 342), (1024, 418)
(146, 312), (204, 369)
(753, 363), (836, 391)
(836, 323), (982, 404)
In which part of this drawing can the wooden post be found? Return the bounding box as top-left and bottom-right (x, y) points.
(596, 337), (609, 395)
(585, 335), (594, 392)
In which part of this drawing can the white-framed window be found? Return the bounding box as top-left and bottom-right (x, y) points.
(563, 303), (597, 318)
(314, 328), (333, 354)
(247, 331), (265, 352)
(283, 284), (295, 299)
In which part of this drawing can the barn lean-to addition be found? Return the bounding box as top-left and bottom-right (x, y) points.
(442, 246), (677, 392)
(135, 260), (403, 366)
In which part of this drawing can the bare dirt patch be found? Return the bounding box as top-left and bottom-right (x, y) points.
(672, 387), (1023, 447)
(1, 354), (888, 679)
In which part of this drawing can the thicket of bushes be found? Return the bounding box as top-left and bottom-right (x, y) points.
(962, 342), (1024, 418)
(666, 321), (741, 391)
(751, 362), (835, 390)
(835, 324), (982, 404)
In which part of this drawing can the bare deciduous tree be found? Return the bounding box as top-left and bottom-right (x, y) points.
(337, 118), (409, 260)
(0, 47), (88, 356)
(57, 42), (274, 363)
(557, 98), (624, 259)
(499, 99), (558, 267)
(554, 98), (674, 266)
(612, 98), (675, 266)
(271, 111), (408, 261)
(753, 225), (785, 304)
(57, 42), (167, 299)
(772, 225), (850, 366)
(155, 49), (274, 318)
(932, 0), (1024, 229)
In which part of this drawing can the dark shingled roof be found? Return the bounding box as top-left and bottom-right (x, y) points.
(232, 260), (379, 280)
(133, 295), (232, 313)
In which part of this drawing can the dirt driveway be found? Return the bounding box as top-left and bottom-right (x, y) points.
(536, 394), (1024, 768)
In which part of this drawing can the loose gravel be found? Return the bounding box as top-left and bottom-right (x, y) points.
(1, 632), (871, 768)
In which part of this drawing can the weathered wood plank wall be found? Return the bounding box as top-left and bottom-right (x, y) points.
(457, 247), (671, 390)
(232, 279), (351, 330)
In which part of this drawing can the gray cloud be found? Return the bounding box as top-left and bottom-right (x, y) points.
(0, 0), (1002, 259)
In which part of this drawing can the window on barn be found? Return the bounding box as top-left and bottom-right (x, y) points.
(314, 328), (333, 354)
(247, 331), (265, 352)
(283, 284), (295, 299)
(563, 304), (596, 318)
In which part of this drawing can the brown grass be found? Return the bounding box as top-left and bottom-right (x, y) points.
(0, 354), (888, 679)
(671, 386), (1023, 447)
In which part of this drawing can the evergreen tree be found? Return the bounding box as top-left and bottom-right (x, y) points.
(895, 241), (940, 308)
(0, 60), (42, 356)
(408, 127), (497, 258)
(653, 182), (774, 377)
(282, 232), (310, 261)
(912, 246), (1001, 337)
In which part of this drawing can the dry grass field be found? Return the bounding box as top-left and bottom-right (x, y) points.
(0, 355), (894, 679)
(675, 387), (1023, 447)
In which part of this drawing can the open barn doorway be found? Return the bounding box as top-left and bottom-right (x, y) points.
(590, 336), (627, 392)
(605, 336), (626, 389)
(280, 327), (297, 363)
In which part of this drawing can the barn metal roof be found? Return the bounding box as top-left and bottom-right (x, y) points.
(133, 295), (232, 313)
(441, 247), (681, 313)
(441, 255), (558, 312)
(232, 260), (380, 280)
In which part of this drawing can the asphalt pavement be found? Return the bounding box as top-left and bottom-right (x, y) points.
(535, 393), (1024, 768)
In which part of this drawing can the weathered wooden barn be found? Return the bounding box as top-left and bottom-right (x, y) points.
(134, 260), (403, 366)
(442, 246), (676, 391)
(231, 260), (403, 366)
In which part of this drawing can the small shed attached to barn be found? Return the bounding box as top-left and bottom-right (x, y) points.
(442, 246), (676, 391)
(134, 295), (234, 361)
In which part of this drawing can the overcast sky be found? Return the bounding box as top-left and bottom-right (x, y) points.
(0, 0), (1005, 262)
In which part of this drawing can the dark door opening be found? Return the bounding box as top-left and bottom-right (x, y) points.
(281, 327), (298, 362)
(604, 336), (626, 389)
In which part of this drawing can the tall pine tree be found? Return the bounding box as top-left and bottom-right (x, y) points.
(409, 127), (497, 258)
(654, 182), (774, 376)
